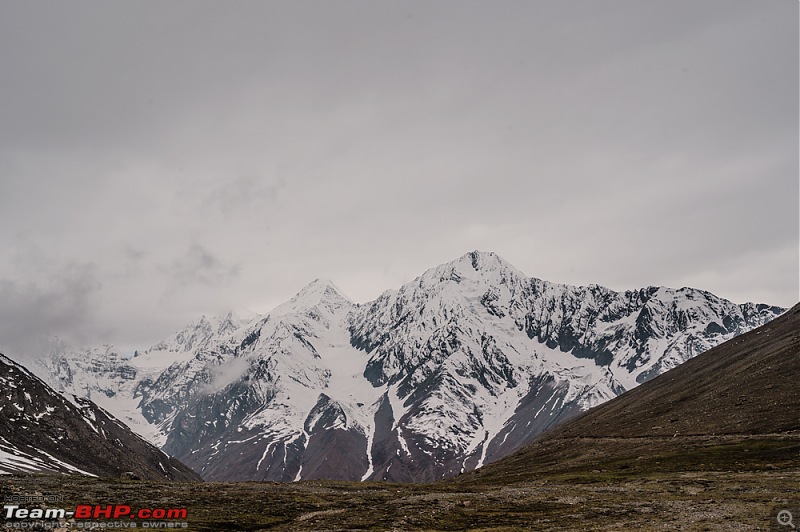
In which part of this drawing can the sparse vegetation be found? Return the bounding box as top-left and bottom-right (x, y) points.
(3, 464), (798, 530)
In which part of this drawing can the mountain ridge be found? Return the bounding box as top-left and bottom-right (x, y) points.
(460, 302), (800, 485)
(29, 250), (785, 482)
(0, 353), (200, 480)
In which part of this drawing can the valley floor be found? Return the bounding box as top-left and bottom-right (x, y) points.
(3, 468), (798, 530)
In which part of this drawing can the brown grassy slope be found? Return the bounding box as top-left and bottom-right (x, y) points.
(459, 302), (800, 483)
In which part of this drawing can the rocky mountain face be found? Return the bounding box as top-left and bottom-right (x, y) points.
(0, 354), (200, 480)
(32, 251), (785, 482)
(464, 302), (800, 485)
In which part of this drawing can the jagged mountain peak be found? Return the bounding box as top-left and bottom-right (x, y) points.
(445, 250), (521, 276)
(403, 251), (528, 299)
(217, 309), (259, 331)
(463, 250), (512, 269)
(304, 278), (348, 296)
(146, 310), (256, 355)
(271, 278), (353, 317)
(195, 309), (257, 329)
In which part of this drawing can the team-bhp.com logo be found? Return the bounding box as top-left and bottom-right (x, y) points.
(4, 504), (189, 528)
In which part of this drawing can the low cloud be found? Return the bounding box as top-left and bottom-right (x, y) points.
(198, 355), (254, 396)
(0, 263), (102, 360)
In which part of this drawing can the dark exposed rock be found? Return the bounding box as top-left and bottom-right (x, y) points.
(0, 354), (200, 481)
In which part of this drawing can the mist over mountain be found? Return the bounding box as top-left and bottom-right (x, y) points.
(31, 251), (784, 482)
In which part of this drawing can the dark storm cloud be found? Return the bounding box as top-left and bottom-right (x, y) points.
(0, 0), (795, 354)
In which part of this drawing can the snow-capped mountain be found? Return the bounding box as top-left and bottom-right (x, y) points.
(32, 251), (785, 482)
(0, 354), (199, 480)
(37, 312), (256, 447)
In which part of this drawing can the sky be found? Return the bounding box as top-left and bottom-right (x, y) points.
(0, 0), (797, 356)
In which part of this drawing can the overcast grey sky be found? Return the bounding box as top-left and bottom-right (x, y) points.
(0, 0), (797, 356)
